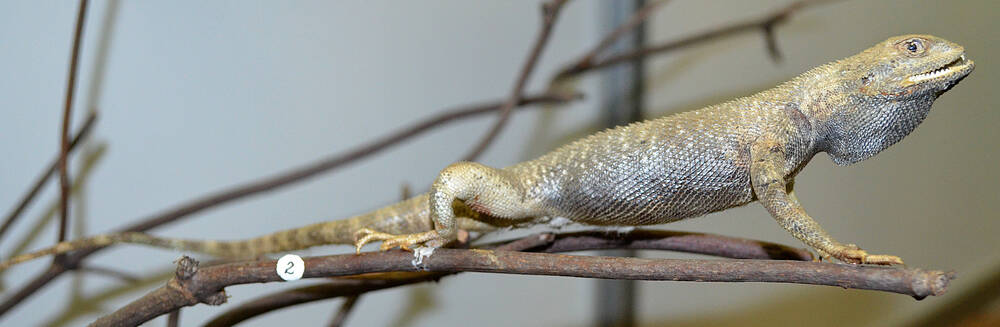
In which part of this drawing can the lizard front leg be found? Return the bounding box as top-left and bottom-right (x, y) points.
(355, 161), (540, 252)
(749, 142), (903, 265)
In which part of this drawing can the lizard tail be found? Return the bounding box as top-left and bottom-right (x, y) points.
(0, 195), (434, 271)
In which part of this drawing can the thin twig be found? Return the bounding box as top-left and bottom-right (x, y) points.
(562, 0), (669, 75)
(556, 0), (837, 79)
(0, 92), (579, 316)
(462, 0), (569, 161)
(167, 309), (180, 327)
(57, 0), (90, 247)
(327, 296), (359, 327)
(93, 230), (949, 327)
(0, 112), (97, 242)
(205, 273), (445, 327)
(75, 265), (140, 283)
(2, 142), (105, 260)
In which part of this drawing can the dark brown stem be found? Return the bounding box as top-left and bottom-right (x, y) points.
(203, 230), (802, 326)
(533, 229), (813, 260)
(561, 0), (669, 76)
(167, 309), (180, 327)
(0, 92), (578, 316)
(0, 112), (97, 241)
(204, 234), (555, 327)
(98, 230), (947, 326)
(327, 295), (359, 327)
(57, 0), (89, 247)
(462, 0), (569, 161)
(556, 0), (837, 79)
(76, 264), (141, 283)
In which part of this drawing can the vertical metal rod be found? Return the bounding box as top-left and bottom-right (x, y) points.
(594, 1), (646, 327)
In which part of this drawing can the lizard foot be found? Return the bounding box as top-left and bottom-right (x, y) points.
(353, 229), (440, 254)
(826, 243), (904, 265)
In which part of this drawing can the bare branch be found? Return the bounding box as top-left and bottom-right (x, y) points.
(95, 230), (947, 326)
(561, 0), (670, 76)
(326, 295), (358, 327)
(203, 230), (804, 326)
(462, 0), (570, 161)
(75, 265), (140, 283)
(203, 274), (443, 327)
(57, 0), (90, 249)
(116, 233), (556, 327)
(556, 0), (839, 79)
(0, 112), (97, 242)
(167, 309), (180, 327)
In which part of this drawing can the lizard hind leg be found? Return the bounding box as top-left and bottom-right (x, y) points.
(356, 161), (540, 252)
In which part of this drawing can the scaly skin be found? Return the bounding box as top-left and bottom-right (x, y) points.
(0, 35), (974, 270)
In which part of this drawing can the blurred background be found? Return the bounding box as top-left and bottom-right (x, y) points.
(0, 0), (997, 326)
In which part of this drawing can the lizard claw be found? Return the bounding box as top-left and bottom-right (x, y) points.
(353, 228), (387, 254)
(353, 229), (440, 253)
(826, 243), (904, 265)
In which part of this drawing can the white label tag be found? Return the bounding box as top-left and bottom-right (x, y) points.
(276, 254), (305, 281)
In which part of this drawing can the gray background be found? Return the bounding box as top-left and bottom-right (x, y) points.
(0, 1), (997, 326)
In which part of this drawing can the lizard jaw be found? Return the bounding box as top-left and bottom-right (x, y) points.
(904, 53), (974, 85)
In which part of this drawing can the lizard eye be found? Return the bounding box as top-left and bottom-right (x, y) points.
(896, 38), (926, 57)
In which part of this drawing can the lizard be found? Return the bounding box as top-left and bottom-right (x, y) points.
(0, 34), (974, 270)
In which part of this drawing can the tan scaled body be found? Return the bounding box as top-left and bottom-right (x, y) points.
(0, 35), (974, 270)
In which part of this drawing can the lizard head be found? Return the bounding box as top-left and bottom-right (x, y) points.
(858, 34), (974, 97)
(810, 34), (974, 165)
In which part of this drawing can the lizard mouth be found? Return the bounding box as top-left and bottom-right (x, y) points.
(905, 54), (974, 85)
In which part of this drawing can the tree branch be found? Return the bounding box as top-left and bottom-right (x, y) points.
(0, 112), (97, 242)
(203, 233), (557, 326)
(166, 309), (180, 327)
(75, 264), (140, 283)
(462, 0), (570, 161)
(57, 0), (89, 249)
(203, 230), (807, 326)
(560, 0), (669, 78)
(326, 295), (358, 327)
(555, 0), (839, 79)
(96, 230), (947, 326)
